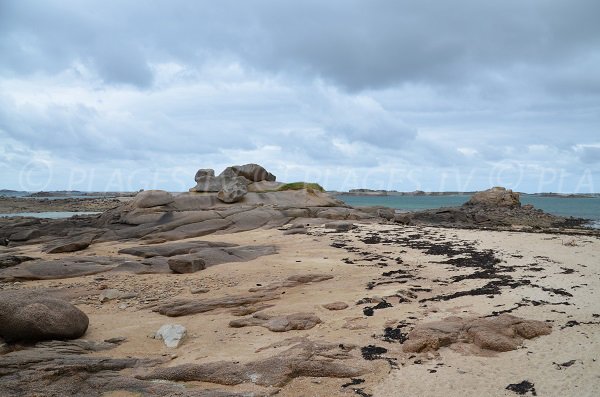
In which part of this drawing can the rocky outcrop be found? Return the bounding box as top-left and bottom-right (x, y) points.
(229, 312), (322, 332)
(168, 255), (206, 273)
(190, 164), (276, 203)
(465, 187), (521, 208)
(399, 186), (586, 229)
(402, 314), (552, 353)
(0, 290), (89, 342)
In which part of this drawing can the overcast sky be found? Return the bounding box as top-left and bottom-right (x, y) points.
(1, 0), (599, 192)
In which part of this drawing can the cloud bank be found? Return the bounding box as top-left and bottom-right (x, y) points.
(1, 0), (599, 192)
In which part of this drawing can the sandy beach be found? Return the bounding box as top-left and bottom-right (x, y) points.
(2, 216), (598, 396)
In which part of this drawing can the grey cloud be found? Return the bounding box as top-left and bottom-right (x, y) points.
(578, 146), (600, 164)
(2, 0), (600, 92)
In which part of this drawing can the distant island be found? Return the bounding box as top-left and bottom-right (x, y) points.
(335, 189), (599, 198)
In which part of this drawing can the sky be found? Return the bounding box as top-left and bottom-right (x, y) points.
(1, 0), (599, 193)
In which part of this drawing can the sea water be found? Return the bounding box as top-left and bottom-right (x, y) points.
(0, 212), (101, 219)
(336, 194), (600, 226)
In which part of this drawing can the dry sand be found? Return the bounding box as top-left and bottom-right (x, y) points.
(2, 222), (599, 396)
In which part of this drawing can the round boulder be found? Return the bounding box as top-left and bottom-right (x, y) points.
(0, 290), (89, 342)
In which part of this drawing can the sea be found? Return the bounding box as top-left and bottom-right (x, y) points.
(336, 194), (600, 227)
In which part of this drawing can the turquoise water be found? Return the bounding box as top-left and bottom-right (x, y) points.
(0, 211), (101, 219)
(336, 194), (600, 221)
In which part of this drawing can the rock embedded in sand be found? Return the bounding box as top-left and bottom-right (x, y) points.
(248, 274), (334, 292)
(137, 339), (366, 387)
(323, 302), (349, 311)
(156, 292), (281, 317)
(168, 254), (206, 273)
(465, 186), (521, 208)
(155, 324), (187, 348)
(324, 221), (356, 232)
(229, 312), (322, 332)
(402, 314), (552, 353)
(0, 290), (89, 342)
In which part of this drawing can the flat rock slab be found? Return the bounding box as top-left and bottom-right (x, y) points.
(249, 274), (334, 292)
(402, 314), (552, 353)
(119, 241), (238, 258)
(157, 292), (281, 317)
(0, 260), (112, 281)
(138, 339), (367, 388)
(44, 234), (95, 254)
(121, 241), (277, 269)
(0, 339), (244, 396)
(229, 312), (322, 332)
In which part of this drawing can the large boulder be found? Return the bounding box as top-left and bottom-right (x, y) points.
(0, 290), (89, 342)
(132, 190), (174, 208)
(190, 168), (223, 193)
(227, 163), (276, 182)
(194, 168), (215, 182)
(217, 177), (248, 203)
(465, 187), (521, 208)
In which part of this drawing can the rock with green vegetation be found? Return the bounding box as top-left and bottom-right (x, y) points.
(277, 182), (325, 192)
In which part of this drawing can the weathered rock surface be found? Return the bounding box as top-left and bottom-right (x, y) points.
(132, 190), (174, 208)
(157, 292), (281, 317)
(399, 186), (587, 229)
(168, 254), (206, 273)
(248, 274), (334, 292)
(466, 186), (521, 208)
(229, 312), (322, 332)
(155, 324), (187, 348)
(228, 163), (276, 182)
(217, 176), (248, 203)
(0, 254), (34, 268)
(9, 228), (41, 241)
(44, 233), (95, 253)
(0, 256), (124, 281)
(0, 339), (243, 397)
(137, 339), (367, 387)
(402, 314), (552, 353)
(120, 240), (276, 269)
(0, 290), (89, 342)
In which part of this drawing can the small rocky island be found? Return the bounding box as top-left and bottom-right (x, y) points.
(0, 165), (598, 396)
